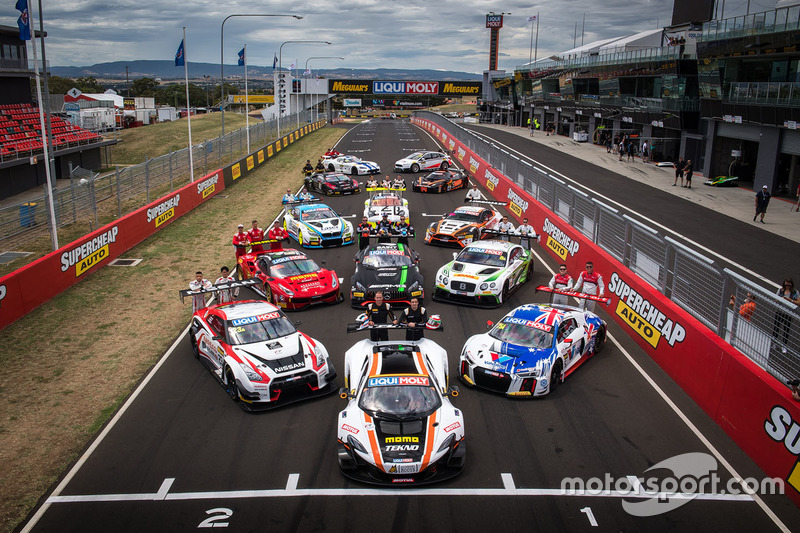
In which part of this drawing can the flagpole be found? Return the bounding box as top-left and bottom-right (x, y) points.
(295, 58), (300, 132)
(183, 27), (195, 181)
(27, 0), (58, 249)
(244, 44), (250, 154)
(534, 13), (540, 65)
(528, 17), (534, 67)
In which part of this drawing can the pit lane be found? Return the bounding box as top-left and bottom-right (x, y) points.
(22, 120), (800, 532)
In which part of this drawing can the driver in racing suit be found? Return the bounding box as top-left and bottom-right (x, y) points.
(247, 220), (266, 253)
(548, 264), (574, 306)
(496, 216), (516, 242)
(395, 220), (413, 246)
(282, 189), (296, 204)
(366, 291), (397, 341)
(366, 178), (379, 188)
(315, 158), (325, 171)
(400, 297), (427, 341)
(392, 176), (405, 189)
(376, 214), (394, 243)
(302, 160), (314, 175)
(189, 271), (213, 313)
(233, 223), (249, 263)
(268, 223), (289, 250)
(215, 266), (238, 304)
(357, 217), (373, 250)
(380, 176), (392, 189)
(573, 261), (605, 312)
(516, 218), (537, 250)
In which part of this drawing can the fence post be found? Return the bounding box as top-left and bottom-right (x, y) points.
(168, 151), (174, 192)
(116, 166), (122, 217)
(90, 178), (98, 228)
(68, 162), (77, 223)
(145, 156), (150, 203)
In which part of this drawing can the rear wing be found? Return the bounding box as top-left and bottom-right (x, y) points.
(366, 186), (406, 196)
(346, 321), (443, 333)
(234, 238), (286, 249)
(535, 285), (611, 305)
(281, 195), (320, 206)
(481, 229), (540, 242)
(178, 279), (260, 303)
(466, 199), (507, 207)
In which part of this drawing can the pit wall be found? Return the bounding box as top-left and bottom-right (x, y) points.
(0, 121), (325, 331)
(412, 118), (800, 503)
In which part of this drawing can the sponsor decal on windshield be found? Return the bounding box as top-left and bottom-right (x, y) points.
(230, 312), (280, 326)
(466, 247), (502, 255)
(503, 316), (553, 331)
(367, 376), (430, 387)
(369, 249), (404, 255)
(272, 255), (306, 264)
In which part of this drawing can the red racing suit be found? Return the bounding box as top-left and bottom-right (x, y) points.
(247, 227), (265, 253)
(233, 230), (249, 259)
(268, 226), (289, 250)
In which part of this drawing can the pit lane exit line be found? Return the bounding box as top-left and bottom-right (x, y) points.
(45, 473), (755, 503)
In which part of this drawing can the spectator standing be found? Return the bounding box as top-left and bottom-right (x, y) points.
(774, 278), (800, 353)
(794, 183), (800, 212)
(232, 223), (249, 262)
(673, 157), (686, 187)
(605, 134), (612, 154)
(754, 185), (771, 223)
(684, 160), (694, 188)
(247, 220), (265, 253)
(573, 261), (605, 312)
(189, 271), (213, 313)
(642, 140), (649, 163)
(613, 134), (620, 155)
(215, 266), (237, 304)
(549, 264), (574, 306)
(729, 293), (756, 321)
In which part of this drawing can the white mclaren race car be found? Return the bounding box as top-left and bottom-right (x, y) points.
(325, 155), (381, 175)
(394, 151), (454, 173)
(363, 188), (410, 226)
(337, 323), (465, 485)
(433, 240), (534, 307)
(283, 202), (355, 248)
(189, 299), (337, 410)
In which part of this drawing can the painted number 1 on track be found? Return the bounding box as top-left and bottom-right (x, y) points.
(580, 507), (598, 527)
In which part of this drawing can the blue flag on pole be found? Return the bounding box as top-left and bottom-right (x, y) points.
(175, 39), (185, 66)
(272, 53), (277, 70)
(238, 47), (245, 67)
(16, 0), (30, 41)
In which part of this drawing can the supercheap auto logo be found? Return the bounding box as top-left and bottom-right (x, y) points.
(765, 405), (800, 493)
(448, 139), (456, 151)
(147, 194), (180, 227)
(484, 169), (499, 191)
(468, 156), (480, 175)
(541, 218), (579, 260)
(607, 273), (686, 348)
(61, 226), (119, 277)
(507, 189), (528, 216)
(196, 174), (219, 199)
(456, 146), (466, 162)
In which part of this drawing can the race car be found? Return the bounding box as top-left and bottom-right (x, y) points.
(325, 155), (381, 175)
(188, 299), (337, 410)
(364, 188), (410, 226)
(337, 324), (465, 485)
(433, 240), (533, 307)
(412, 170), (469, 193)
(283, 202), (355, 248)
(459, 303), (606, 397)
(237, 248), (343, 310)
(351, 242), (424, 307)
(305, 172), (361, 196)
(394, 151), (454, 173)
(424, 205), (502, 247)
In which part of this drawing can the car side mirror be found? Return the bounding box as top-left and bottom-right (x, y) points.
(294, 320), (302, 326)
(452, 252), (458, 260)
(339, 387), (354, 399)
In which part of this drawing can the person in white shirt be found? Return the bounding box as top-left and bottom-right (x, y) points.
(548, 264), (574, 306)
(366, 178), (379, 188)
(214, 266), (237, 304)
(282, 189), (296, 204)
(189, 271), (213, 313)
(380, 175), (392, 188)
(496, 216), (515, 241)
(392, 176), (405, 189)
(573, 261), (605, 312)
(464, 184), (481, 203)
(516, 217), (537, 249)
(298, 189), (313, 201)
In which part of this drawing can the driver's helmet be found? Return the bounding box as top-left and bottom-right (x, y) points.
(426, 314), (442, 330)
(355, 313), (369, 329)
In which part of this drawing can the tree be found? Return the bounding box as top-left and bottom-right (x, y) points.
(155, 83), (208, 107)
(47, 76), (77, 95)
(130, 77), (160, 97)
(74, 77), (106, 93)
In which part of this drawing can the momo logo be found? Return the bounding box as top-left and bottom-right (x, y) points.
(468, 156), (480, 174)
(508, 190), (528, 216)
(484, 169), (499, 191)
(385, 436), (419, 443)
(196, 174), (219, 199)
(456, 146), (466, 162)
(61, 226), (119, 277)
(542, 218), (579, 260)
(147, 194), (180, 227)
(607, 273), (686, 348)
(385, 444), (420, 451)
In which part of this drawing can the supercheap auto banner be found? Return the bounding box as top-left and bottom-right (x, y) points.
(412, 117), (800, 504)
(0, 169), (225, 331)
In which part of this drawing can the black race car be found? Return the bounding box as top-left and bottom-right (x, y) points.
(350, 242), (424, 308)
(305, 172), (361, 196)
(412, 170), (469, 193)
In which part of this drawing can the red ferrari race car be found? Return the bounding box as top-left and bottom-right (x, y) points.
(238, 248), (343, 310)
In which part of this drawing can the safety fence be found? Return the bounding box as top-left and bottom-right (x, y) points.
(416, 110), (799, 386)
(0, 109), (316, 246)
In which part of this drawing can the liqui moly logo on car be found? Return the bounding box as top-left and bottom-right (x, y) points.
(468, 156), (480, 174)
(542, 218), (579, 260)
(368, 376), (430, 387)
(196, 174), (219, 199)
(484, 169), (499, 191)
(456, 146), (466, 162)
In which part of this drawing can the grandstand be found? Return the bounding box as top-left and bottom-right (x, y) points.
(0, 24), (115, 200)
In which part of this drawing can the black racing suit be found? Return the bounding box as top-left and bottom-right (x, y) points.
(366, 302), (396, 341)
(400, 306), (427, 340)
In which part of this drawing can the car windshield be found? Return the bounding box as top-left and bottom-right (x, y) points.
(456, 247), (507, 267)
(271, 258), (320, 278)
(371, 196), (401, 207)
(325, 175), (345, 183)
(359, 377), (441, 418)
(407, 152), (424, 160)
(227, 312), (296, 344)
(362, 250), (412, 268)
(301, 207), (337, 221)
(489, 319), (554, 349)
(447, 211), (481, 222)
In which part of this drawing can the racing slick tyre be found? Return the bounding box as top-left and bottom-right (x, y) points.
(595, 326), (607, 354)
(549, 360), (563, 395)
(264, 284), (273, 304)
(189, 331), (199, 359)
(440, 161), (449, 170)
(351, 167), (358, 176)
(225, 367), (240, 403)
(446, 182), (453, 191)
(338, 442), (357, 471)
(328, 164), (335, 172)
(525, 260), (534, 282)
(411, 163), (420, 173)
(500, 281), (510, 303)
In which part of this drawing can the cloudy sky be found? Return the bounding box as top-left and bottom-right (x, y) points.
(4, 0), (775, 74)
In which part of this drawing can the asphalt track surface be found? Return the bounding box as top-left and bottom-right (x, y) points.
(23, 120), (800, 532)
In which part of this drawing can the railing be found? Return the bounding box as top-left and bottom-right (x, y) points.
(699, 6), (800, 41)
(0, 109), (317, 245)
(417, 110), (799, 386)
(727, 81), (800, 106)
(517, 46), (680, 73)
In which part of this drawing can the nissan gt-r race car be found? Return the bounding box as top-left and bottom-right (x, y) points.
(188, 300), (337, 410)
(337, 323), (465, 485)
(325, 155), (381, 175)
(283, 202), (355, 248)
(424, 204), (502, 247)
(351, 242), (424, 307)
(305, 172), (361, 196)
(459, 303), (606, 397)
(237, 248), (343, 310)
(412, 170), (468, 193)
(433, 240), (533, 307)
(364, 188), (410, 226)
(394, 151), (453, 173)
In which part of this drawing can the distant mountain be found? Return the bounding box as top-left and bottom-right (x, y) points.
(50, 61), (482, 81)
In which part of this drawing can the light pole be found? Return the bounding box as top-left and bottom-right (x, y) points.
(304, 56), (343, 124)
(278, 40), (331, 137)
(220, 13), (302, 137)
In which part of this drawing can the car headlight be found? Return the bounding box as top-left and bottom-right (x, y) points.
(347, 434), (367, 454)
(479, 283), (488, 290)
(443, 277), (449, 286)
(356, 281), (366, 291)
(239, 362), (263, 382)
(489, 282), (496, 288)
(311, 349), (325, 368)
(437, 433), (456, 453)
(408, 280), (420, 291)
(281, 287), (294, 297)
(516, 367), (540, 377)
(332, 277), (339, 288)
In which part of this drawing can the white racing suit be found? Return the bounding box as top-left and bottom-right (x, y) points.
(573, 271), (605, 312)
(548, 273), (574, 306)
(214, 275), (238, 304)
(189, 279), (213, 313)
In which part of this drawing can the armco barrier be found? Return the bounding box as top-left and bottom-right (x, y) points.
(413, 118), (800, 503)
